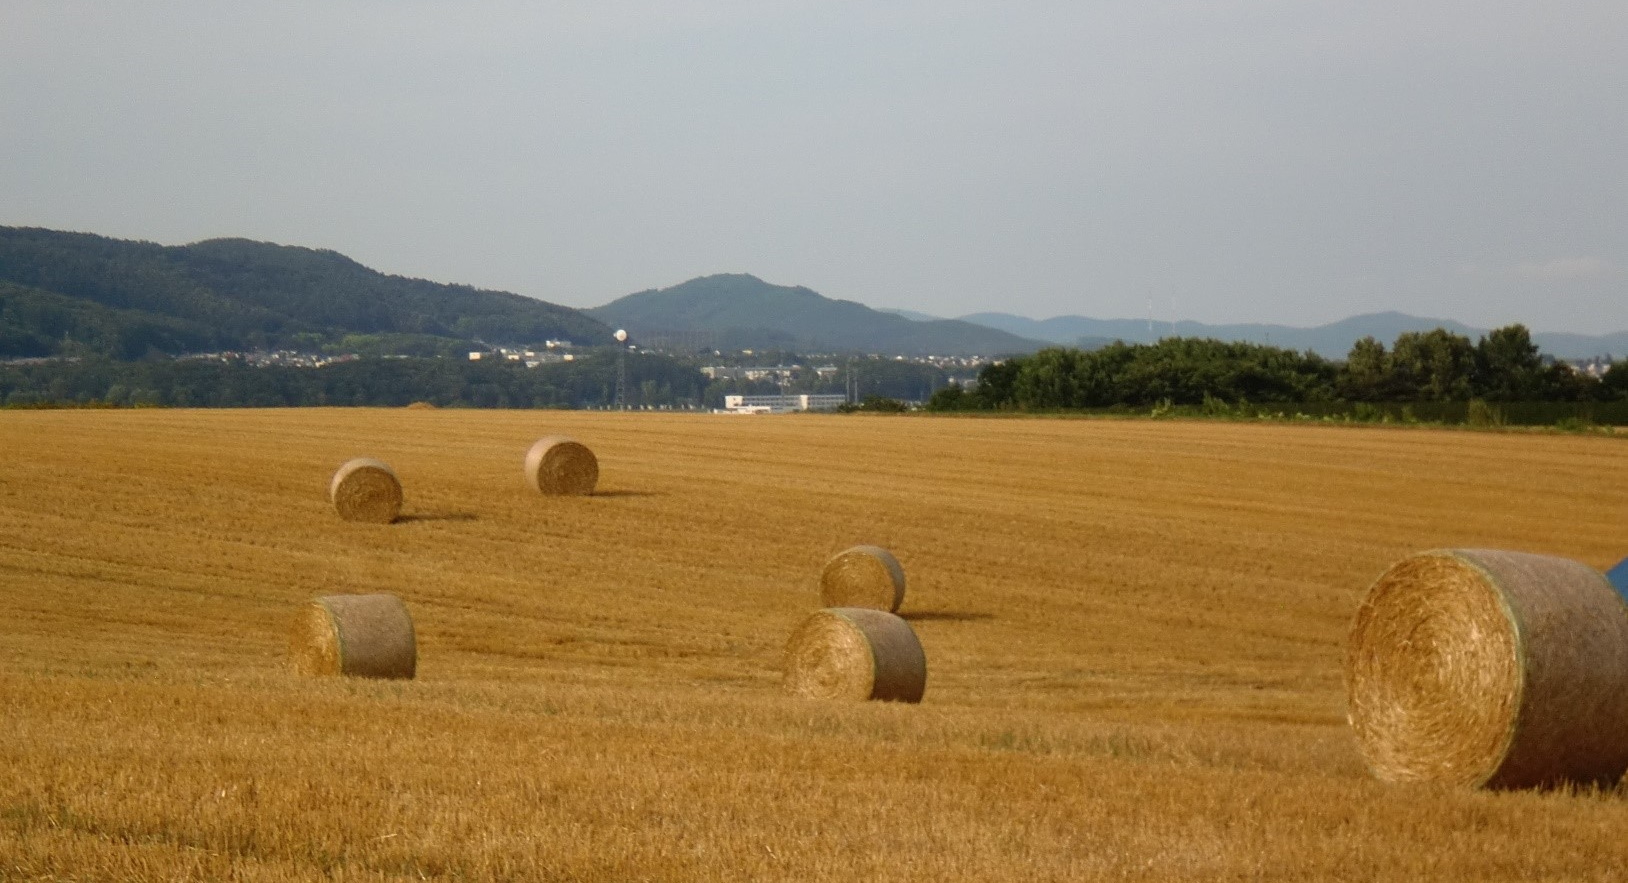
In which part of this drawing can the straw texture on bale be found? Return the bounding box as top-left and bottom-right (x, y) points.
(289, 593), (417, 679)
(819, 545), (906, 612)
(783, 607), (926, 703)
(524, 436), (598, 495)
(328, 458), (403, 524)
(1346, 548), (1628, 789)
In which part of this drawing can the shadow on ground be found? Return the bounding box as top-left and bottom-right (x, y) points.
(901, 610), (995, 623)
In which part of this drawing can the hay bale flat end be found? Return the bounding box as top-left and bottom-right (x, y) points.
(783, 607), (925, 703)
(524, 436), (598, 495)
(329, 458), (403, 524)
(819, 545), (906, 612)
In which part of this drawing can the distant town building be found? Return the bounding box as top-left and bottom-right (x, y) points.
(1569, 357), (1616, 378)
(702, 365), (803, 383)
(722, 393), (847, 414)
(471, 347), (568, 367)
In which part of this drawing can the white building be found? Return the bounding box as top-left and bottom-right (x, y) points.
(722, 394), (848, 414)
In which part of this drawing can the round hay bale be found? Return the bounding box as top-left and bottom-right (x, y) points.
(524, 436), (598, 496)
(289, 593), (417, 679)
(328, 458), (402, 524)
(1346, 548), (1628, 789)
(819, 545), (906, 612)
(783, 607), (925, 703)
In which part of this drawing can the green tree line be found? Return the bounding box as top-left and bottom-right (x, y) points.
(0, 350), (948, 411)
(929, 326), (1628, 416)
(0, 352), (708, 410)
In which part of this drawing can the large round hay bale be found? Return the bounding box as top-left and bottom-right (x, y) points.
(524, 436), (598, 495)
(783, 607), (925, 703)
(1346, 548), (1628, 789)
(328, 458), (403, 523)
(819, 545), (906, 612)
(289, 593), (417, 679)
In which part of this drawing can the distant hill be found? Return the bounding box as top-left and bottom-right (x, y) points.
(0, 227), (609, 359)
(876, 307), (944, 323)
(959, 310), (1628, 361)
(1524, 330), (1628, 363)
(590, 274), (1043, 356)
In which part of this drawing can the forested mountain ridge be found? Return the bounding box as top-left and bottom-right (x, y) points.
(0, 227), (610, 359)
(589, 273), (1044, 356)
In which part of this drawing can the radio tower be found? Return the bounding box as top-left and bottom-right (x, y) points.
(613, 329), (629, 411)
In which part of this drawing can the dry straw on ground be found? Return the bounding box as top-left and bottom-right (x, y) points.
(289, 593), (418, 679)
(819, 545), (906, 612)
(784, 607), (926, 702)
(1346, 548), (1628, 789)
(328, 458), (403, 523)
(524, 436), (599, 495)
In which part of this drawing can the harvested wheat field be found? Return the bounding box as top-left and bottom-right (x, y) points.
(3, 409), (1628, 881)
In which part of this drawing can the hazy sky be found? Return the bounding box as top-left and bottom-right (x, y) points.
(4, 2), (1626, 332)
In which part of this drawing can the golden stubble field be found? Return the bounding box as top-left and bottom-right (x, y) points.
(3, 409), (1627, 881)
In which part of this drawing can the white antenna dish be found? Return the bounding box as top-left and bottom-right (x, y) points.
(614, 329), (628, 343)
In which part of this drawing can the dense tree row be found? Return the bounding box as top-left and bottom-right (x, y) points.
(9, 324), (1627, 418)
(0, 350), (952, 411)
(930, 325), (1628, 412)
(0, 352), (708, 410)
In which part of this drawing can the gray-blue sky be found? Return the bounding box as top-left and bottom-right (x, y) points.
(4, 2), (1625, 332)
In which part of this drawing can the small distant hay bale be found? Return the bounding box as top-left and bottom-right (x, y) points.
(819, 545), (906, 612)
(405, 401), (437, 410)
(289, 593), (417, 679)
(1346, 548), (1628, 789)
(783, 607), (926, 703)
(524, 436), (598, 495)
(328, 458), (403, 523)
